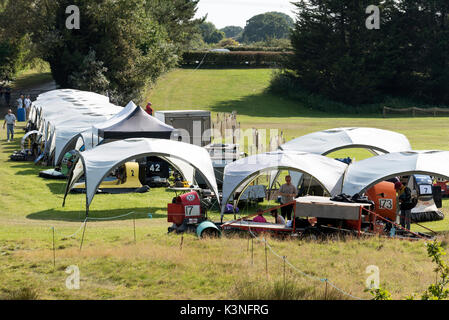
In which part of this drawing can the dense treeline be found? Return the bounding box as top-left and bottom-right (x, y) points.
(0, 0), (202, 104)
(274, 0), (449, 107)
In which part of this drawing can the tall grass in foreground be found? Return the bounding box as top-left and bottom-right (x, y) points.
(232, 278), (349, 300)
(0, 287), (39, 300)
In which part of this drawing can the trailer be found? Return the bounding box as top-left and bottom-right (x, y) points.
(166, 191), (433, 240)
(154, 110), (211, 147)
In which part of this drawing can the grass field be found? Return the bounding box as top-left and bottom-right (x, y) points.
(1, 68), (449, 300)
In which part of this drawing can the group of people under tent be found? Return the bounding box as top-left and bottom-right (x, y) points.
(250, 174), (417, 231)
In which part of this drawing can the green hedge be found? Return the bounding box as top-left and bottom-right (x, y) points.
(182, 51), (292, 68)
(224, 46), (292, 52)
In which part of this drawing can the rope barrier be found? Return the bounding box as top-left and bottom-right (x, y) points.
(52, 211), (136, 239)
(55, 218), (88, 239)
(242, 220), (366, 300)
(86, 211), (135, 221)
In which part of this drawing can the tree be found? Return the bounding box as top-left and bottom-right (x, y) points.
(0, 0), (202, 104)
(220, 26), (243, 39)
(68, 49), (110, 94)
(0, 0), (33, 81)
(285, 0), (401, 105)
(199, 21), (225, 44)
(241, 12), (294, 43)
(283, 0), (449, 106)
(146, 0), (204, 51)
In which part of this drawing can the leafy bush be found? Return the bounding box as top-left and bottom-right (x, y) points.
(218, 38), (239, 48)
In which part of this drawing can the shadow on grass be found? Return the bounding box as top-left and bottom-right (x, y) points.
(46, 182), (67, 195)
(27, 207), (167, 222)
(208, 92), (383, 119)
(14, 169), (42, 176)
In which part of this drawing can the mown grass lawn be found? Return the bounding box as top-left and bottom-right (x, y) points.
(0, 68), (449, 300)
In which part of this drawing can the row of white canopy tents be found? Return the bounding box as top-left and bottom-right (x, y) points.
(25, 89), (217, 215)
(55, 121), (449, 225)
(28, 89), (123, 165)
(27, 89), (179, 167)
(221, 128), (449, 222)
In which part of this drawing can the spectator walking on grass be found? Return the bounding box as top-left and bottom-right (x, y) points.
(3, 109), (16, 142)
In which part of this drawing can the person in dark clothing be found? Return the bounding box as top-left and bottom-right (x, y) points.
(145, 102), (153, 116)
(395, 181), (415, 230)
(279, 175), (298, 221)
(4, 87), (11, 106)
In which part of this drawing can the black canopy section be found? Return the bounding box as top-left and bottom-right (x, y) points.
(98, 106), (176, 140)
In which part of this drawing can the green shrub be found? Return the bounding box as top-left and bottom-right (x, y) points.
(182, 51), (292, 68)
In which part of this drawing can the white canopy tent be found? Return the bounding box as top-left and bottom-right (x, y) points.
(63, 138), (219, 215)
(55, 101), (158, 165)
(271, 127), (413, 190)
(31, 89), (121, 132)
(280, 127), (412, 155)
(341, 150), (449, 196)
(28, 90), (124, 164)
(221, 151), (348, 216)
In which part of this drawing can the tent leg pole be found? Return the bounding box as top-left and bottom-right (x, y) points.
(358, 207), (362, 238)
(80, 219), (88, 252)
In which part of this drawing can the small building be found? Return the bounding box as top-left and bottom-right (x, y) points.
(154, 110), (211, 147)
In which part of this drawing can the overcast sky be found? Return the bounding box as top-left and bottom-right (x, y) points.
(195, 0), (297, 29)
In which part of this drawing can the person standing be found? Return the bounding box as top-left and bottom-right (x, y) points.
(395, 181), (415, 230)
(145, 102), (153, 116)
(4, 87), (11, 106)
(24, 95), (32, 120)
(279, 175), (298, 221)
(16, 94), (24, 109)
(3, 109), (16, 142)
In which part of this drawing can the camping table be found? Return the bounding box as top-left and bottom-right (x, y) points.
(166, 187), (204, 198)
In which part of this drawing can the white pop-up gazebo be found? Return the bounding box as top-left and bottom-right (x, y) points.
(341, 150), (449, 196)
(280, 127), (412, 155)
(63, 138), (220, 215)
(272, 127), (413, 190)
(221, 151), (348, 217)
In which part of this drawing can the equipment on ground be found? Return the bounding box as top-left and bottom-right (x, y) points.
(71, 162), (150, 194)
(10, 130), (41, 162)
(196, 143), (245, 190)
(39, 169), (67, 180)
(434, 177), (449, 197)
(408, 175), (444, 222)
(167, 191), (220, 237)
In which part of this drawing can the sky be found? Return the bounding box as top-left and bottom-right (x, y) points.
(195, 0), (297, 29)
